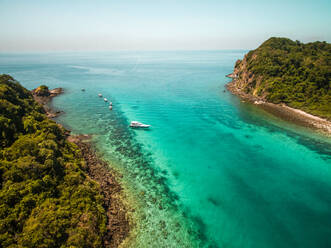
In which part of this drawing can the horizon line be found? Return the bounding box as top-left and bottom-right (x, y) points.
(0, 48), (251, 54)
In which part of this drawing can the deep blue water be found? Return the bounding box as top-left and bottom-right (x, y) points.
(1, 51), (331, 248)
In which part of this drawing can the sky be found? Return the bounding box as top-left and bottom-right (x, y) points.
(0, 0), (330, 51)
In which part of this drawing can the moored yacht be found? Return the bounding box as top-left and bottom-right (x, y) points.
(104, 98), (108, 102)
(130, 121), (150, 128)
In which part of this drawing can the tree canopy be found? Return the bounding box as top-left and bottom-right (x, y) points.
(235, 37), (331, 119)
(0, 75), (107, 247)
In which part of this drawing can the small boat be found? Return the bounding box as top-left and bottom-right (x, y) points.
(98, 93), (102, 97)
(81, 88), (85, 91)
(104, 98), (108, 102)
(109, 106), (113, 110)
(130, 121), (150, 128)
(109, 102), (113, 106)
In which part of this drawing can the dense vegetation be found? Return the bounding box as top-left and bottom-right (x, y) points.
(34, 85), (50, 96)
(0, 75), (107, 247)
(234, 37), (331, 119)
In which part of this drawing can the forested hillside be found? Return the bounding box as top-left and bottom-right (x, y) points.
(0, 74), (107, 247)
(231, 37), (331, 119)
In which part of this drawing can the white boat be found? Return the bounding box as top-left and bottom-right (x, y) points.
(104, 98), (108, 102)
(98, 93), (102, 97)
(130, 121), (151, 128)
(109, 102), (113, 106)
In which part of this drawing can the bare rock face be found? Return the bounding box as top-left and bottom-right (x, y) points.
(226, 54), (264, 104)
(230, 54), (265, 99)
(233, 56), (253, 90)
(49, 88), (63, 96)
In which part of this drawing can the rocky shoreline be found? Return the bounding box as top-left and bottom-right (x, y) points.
(68, 135), (130, 248)
(226, 79), (331, 135)
(32, 87), (64, 118)
(33, 87), (131, 247)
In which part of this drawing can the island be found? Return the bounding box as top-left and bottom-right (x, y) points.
(0, 75), (129, 247)
(227, 37), (331, 133)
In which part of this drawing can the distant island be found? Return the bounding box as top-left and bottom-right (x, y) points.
(0, 75), (129, 247)
(227, 37), (331, 133)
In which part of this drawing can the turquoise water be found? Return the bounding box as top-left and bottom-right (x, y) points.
(1, 51), (331, 248)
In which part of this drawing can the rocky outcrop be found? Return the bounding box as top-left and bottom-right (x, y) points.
(32, 86), (63, 104)
(32, 86), (64, 118)
(230, 56), (265, 99)
(226, 56), (262, 103)
(33, 85), (50, 96)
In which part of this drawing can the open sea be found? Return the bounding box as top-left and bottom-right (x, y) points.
(1, 51), (331, 248)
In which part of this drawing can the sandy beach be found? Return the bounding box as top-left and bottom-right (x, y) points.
(226, 80), (331, 136)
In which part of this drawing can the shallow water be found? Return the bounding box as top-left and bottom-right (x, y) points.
(1, 51), (331, 248)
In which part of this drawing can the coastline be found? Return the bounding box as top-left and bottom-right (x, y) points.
(68, 135), (131, 247)
(226, 79), (331, 136)
(33, 88), (131, 247)
(32, 87), (64, 118)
